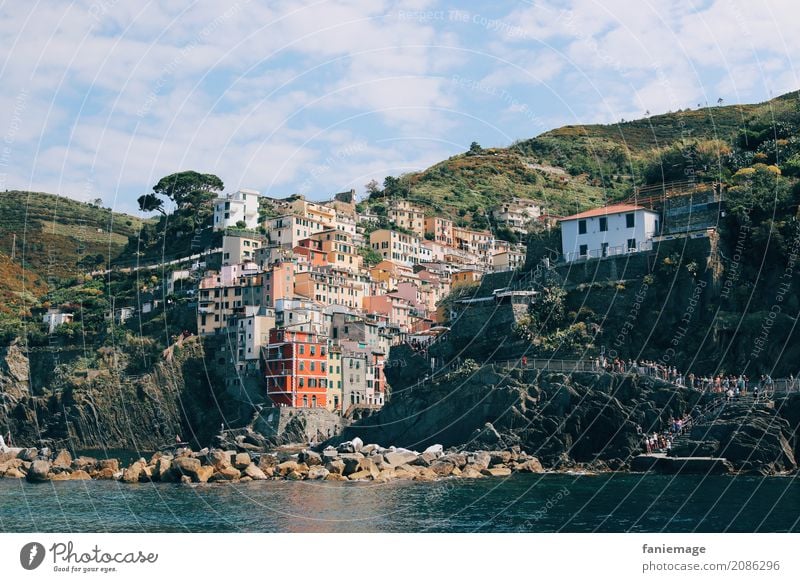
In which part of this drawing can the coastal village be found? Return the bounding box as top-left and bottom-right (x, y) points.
(9, 172), (798, 484)
(38, 180), (724, 422)
(42, 187), (547, 417)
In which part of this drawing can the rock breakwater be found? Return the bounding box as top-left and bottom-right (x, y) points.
(1, 438), (545, 484)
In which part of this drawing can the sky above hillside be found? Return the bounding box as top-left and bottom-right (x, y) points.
(1, 0), (798, 214)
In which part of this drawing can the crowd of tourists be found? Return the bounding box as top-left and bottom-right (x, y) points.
(593, 357), (780, 397)
(639, 414), (693, 454)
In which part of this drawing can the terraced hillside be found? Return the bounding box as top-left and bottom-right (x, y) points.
(0, 191), (145, 279)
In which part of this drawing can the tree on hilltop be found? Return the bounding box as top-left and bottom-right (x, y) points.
(152, 171), (224, 210)
(137, 193), (165, 215)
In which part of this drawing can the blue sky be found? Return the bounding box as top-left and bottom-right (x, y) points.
(0, 0), (798, 215)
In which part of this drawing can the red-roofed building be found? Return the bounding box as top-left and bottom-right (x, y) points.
(559, 203), (660, 262)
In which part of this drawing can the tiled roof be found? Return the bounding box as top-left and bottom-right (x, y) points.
(559, 203), (650, 221)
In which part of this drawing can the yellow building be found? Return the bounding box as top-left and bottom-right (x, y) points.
(266, 214), (328, 248)
(492, 248), (527, 272)
(197, 272), (269, 335)
(221, 233), (263, 266)
(369, 229), (423, 266)
(387, 200), (426, 236)
(326, 344), (343, 412)
(294, 269), (366, 309)
(451, 269), (482, 289)
(424, 216), (454, 246)
(288, 197), (336, 226)
(308, 229), (363, 273)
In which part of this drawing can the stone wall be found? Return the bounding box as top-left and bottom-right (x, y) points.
(253, 406), (347, 444)
(432, 301), (530, 364)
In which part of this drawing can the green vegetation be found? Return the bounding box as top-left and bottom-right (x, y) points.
(362, 148), (608, 229)
(359, 246), (383, 267)
(129, 171), (224, 263)
(0, 191), (145, 278)
(361, 91), (800, 238)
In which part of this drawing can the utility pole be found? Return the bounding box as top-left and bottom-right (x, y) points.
(11, 233), (16, 260)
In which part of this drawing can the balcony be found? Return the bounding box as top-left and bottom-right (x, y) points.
(562, 240), (653, 263)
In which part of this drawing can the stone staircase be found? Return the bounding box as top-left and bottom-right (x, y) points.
(669, 395), (769, 457)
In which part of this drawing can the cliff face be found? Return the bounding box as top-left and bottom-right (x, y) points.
(343, 364), (701, 467)
(348, 360), (800, 473)
(0, 341), (31, 402)
(0, 338), (228, 451)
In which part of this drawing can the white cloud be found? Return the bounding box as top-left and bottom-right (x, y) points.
(1, 0), (798, 208)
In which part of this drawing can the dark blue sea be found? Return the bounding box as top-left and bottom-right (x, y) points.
(2, 473), (799, 533)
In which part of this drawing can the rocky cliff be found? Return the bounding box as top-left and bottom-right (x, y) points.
(342, 351), (800, 474)
(341, 364), (702, 468)
(671, 400), (797, 474)
(0, 337), (229, 451)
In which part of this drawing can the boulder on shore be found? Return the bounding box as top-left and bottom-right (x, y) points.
(244, 463), (268, 481)
(195, 465), (215, 483)
(307, 466), (330, 480)
(276, 460), (299, 477)
(423, 444), (443, 456)
(27, 460), (51, 482)
(383, 451), (418, 467)
(325, 459), (345, 475)
(337, 437), (364, 454)
(299, 450), (322, 466)
(121, 461), (144, 483)
(515, 458), (544, 473)
(52, 449), (72, 469)
(481, 467), (512, 477)
(211, 466), (241, 482)
(234, 452), (251, 470)
(171, 457), (203, 481)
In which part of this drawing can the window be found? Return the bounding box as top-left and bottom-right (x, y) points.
(599, 217), (608, 232)
(626, 213), (635, 228)
(579, 244), (588, 257)
(627, 238), (636, 250)
(578, 220), (587, 234)
(601, 242), (609, 257)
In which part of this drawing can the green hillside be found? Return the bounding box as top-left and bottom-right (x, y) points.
(0, 191), (145, 279)
(366, 90), (800, 228)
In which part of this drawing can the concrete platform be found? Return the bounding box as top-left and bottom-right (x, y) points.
(630, 454), (733, 475)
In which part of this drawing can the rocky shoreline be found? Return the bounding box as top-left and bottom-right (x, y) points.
(3, 432), (796, 485)
(0, 438), (551, 484)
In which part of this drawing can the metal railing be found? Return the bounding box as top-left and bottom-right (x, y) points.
(562, 240), (653, 263)
(495, 358), (598, 373)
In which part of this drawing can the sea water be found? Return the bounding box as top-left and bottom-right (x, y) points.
(2, 473), (799, 533)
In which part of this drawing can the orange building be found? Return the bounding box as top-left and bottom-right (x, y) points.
(263, 328), (328, 408)
(294, 239), (329, 268)
(263, 261), (295, 307)
(424, 216), (454, 246)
